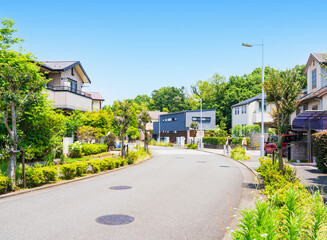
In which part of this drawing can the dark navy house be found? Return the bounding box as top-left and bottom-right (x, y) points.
(153, 109), (216, 143)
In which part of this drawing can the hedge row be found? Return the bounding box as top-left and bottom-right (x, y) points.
(312, 132), (327, 173)
(69, 143), (108, 158)
(0, 176), (10, 194)
(202, 137), (250, 146)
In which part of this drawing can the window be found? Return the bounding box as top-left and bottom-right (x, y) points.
(163, 117), (177, 122)
(71, 67), (75, 76)
(303, 103), (308, 111)
(244, 105), (247, 113)
(68, 78), (77, 93)
(192, 117), (211, 122)
(312, 105), (318, 110)
(259, 102), (267, 112)
(234, 107), (239, 115)
(313, 60), (315, 66)
(312, 69), (316, 88)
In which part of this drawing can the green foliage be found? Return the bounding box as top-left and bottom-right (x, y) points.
(88, 160), (101, 173)
(105, 132), (116, 150)
(26, 167), (45, 187)
(76, 126), (104, 143)
(138, 111), (152, 152)
(312, 132), (327, 173)
(232, 124), (260, 137)
(81, 143), (107, 156)
(230, 147), (250, 160)
(203, 137), (250, 146)
(74, 162), (88, 177)
(148, 139), (173, 147)
(0, 175), (10, 193)
(69, 142), (84, 158)
(81, 110), (112, 136)
(233, 157), (327, 239)
(60, 164), (76, 180)
(127, 148), (149, 164)
(42, 166), (58, 182)
(151, 86), (189, 112)
(186, 143), (198, 149)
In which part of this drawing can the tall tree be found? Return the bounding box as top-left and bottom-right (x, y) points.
(264, 67), (303, 172)
(138, 111), (152, 152)
(112, 100), (133, 158)
(151, 86), (189, 112)
(0, 18), (48, 185)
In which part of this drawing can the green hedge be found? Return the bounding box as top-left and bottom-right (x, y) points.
(312, 132), (327, 173)
(81, 143), (108, 156)
(203, 137), (250, 146)
(0, 176), (10, 194)
(69, 143), (108, 158)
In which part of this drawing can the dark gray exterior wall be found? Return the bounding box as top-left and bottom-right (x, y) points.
(153, 109), (216, 134)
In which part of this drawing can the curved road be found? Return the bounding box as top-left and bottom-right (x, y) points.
(0, 146), (254, 240)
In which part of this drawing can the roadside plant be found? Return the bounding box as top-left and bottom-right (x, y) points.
(138, 111), (152, 152)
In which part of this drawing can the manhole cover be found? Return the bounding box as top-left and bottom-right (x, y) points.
(109, 186), (132, 190)
(196, 161), (207, 163)
(220, 165), (230, 168)
(96, 214), (134, 225)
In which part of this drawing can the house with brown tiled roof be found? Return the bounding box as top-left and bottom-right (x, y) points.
(40, 61), (104, 111)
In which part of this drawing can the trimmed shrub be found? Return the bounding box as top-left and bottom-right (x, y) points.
(120, 159), (128, 166)
(230, 147), (251, 160)
(186, 143), (198, 149)
(312, 132), (327, 173)
(81, 143), (108, 156)
(0, 176), (10, 194)
(26, 167), (45, 187)
(69, 142), (84, 158)
(88, 160), (101, 173)
(103, 158), (115, 170)
(42, 166), (58, 182)
(203, 137), (250, 146)
(75, 162), (88, 177)
(113, 159), (121, 168)
(60, 164), (76, 179)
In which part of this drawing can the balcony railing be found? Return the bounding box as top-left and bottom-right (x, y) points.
(46, 84), (91, 98)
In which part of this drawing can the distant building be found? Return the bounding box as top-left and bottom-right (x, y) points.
(40, 61), (104, 111)
(139, 111), (168, 141)
(231, 94), (273, 133)
(153, 109), (216, 143)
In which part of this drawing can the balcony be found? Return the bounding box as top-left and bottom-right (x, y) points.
(45, 85), (92, 111)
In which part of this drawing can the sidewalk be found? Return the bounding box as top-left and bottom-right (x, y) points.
(203, 147), (327, 199)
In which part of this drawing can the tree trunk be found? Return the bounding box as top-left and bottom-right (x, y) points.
(7, 103), (18, 188)
(121, 132), (125, 158)
(276, 103), (283, 173)
(144, 130), (148, 153)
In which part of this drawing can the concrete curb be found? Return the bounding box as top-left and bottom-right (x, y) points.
(0, 154), (155, 200)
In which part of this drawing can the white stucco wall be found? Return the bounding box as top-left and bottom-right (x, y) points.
(92, 100), (101, 111)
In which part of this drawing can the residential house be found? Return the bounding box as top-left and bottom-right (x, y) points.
(139, 111), (167, 141)
(290, 53), (327, 161)
(231, 94), (273, 133)
(40, 61), (104, 111)
(153, 109), (216, 143)
(290, 53), (327, 123)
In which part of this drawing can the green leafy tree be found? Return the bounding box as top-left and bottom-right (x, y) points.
(190, 121), (199, 138)
(127, 105), (139, 140)
(65, 110), (83, 138)
(151, 86), (189, 112)
(0, 19), (48, 185)
(112, 100), (133, 158)
(264, 67), (303, 172)
(138, 111), (152, 152)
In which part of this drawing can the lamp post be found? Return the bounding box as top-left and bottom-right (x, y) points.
(193, 98), (203, 149)
(242, 40), (265, 157)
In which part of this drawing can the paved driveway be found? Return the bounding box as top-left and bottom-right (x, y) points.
(0, 147), (252, 240)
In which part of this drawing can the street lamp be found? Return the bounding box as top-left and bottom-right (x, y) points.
(193, 98), (203, 149)
(158, 111), (161, 143)
(242, 40), (265, 157)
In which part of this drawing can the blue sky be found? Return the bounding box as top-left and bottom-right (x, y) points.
(1, 0), (327, 105)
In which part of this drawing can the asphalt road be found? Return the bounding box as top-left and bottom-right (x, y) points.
(0, 147), (251, 240)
